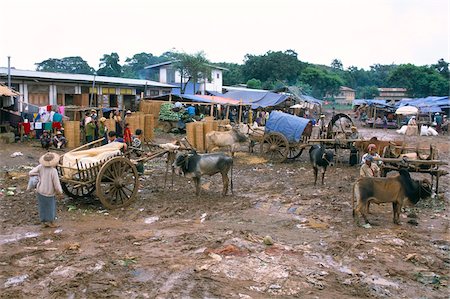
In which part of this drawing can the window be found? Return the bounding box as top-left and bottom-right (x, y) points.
(217, 73), (220, 79)
(149, 90), (159, 96)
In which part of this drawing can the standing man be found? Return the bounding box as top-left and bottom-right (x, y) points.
(435, 113), (443, 133)
(317, 114), (326, 138)
(85, 117), (96, 144)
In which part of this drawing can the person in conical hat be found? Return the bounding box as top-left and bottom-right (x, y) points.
(29, 152), (63, 228)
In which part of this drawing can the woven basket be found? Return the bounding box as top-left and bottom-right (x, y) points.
(64, 121), (81, 148)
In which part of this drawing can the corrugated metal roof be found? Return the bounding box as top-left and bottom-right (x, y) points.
(144, 61), (228, 71)
(0, 67), (175, 88)
(222, 86), (268, 93)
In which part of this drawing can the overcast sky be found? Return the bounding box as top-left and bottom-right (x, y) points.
(1, 0), (448, 71)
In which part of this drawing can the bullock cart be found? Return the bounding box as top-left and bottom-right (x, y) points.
(56, 139), (169, 209)
(378, 144), (448, 192)
(249, 111), (312, 162)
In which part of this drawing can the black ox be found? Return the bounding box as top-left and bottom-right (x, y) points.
(309, 145), (335, 185)
(173, 151), (233, 196)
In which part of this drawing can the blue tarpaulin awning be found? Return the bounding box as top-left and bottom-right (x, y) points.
(223, 90), (289, 109)
(265, 111), (310, 143)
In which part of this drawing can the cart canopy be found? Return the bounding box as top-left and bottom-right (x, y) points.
(266, 111), (310, 143)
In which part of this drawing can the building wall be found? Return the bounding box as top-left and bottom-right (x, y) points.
(159, 66), (223, 93)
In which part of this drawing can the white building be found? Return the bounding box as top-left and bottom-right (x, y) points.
(145, 61), (227, 94)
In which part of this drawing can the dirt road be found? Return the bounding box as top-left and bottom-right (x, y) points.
(1, 129), (448, 298)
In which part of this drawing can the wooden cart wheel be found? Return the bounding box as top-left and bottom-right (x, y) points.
(61, 182), (95, 199)
(287, 145), (305, 160)
(96, 156), (139, 209)
(260, 132), (289, 163)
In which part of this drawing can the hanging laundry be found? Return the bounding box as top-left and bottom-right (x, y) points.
(43, 122), (52, 131)
(47, 105), (52, 112)
(19, 122), (31, 134)
(58, 106), (65, 115)
(52, 122), (62, 130)
(34, 122), (43, 130)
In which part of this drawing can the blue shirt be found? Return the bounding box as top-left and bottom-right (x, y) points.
(187, 106), (196, 116)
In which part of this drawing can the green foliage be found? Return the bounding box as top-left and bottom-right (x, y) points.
(171, 51), (211, 94)
(331, 59), (343, 70)
(35, 56), (94, 74)
(246, 78), (262, 89)
(369, 64), (397, 87)
(387, 64), (449, 97)
(97, 52), (122, 77)
(299, 66), (344, 99)
(432, 58), (449, 79)
(122, 52), (162, 79)
(159, 103), (181, 121)
(356, 85), (379, 99)
(216, 62), (244, 86)
(242, 50), (304, 85)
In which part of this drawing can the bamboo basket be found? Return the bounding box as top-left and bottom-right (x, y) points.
(212, 120), (219, 131)
(186, 122), (196, 149)
(105, 118), (115, 134)
(144, 114), (154, 141)
(64, 121), (81, 148)
(203, 121), (214, 152)
(125, 115), (139, 134)
(195, 122), (205, 152)
(134, 112), (145, 135)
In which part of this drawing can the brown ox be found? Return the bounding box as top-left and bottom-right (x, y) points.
(205, 128), (248, 156)
(354, 137), (403, 155)
(352, 169), (431, 225)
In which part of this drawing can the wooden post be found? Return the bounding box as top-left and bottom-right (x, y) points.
(373, 106), (377, 128)
(225, 105), (230, 121)
(238, 101), (243, 124)
(210, 104), (214, 116)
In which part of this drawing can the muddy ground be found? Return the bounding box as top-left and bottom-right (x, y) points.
(0, 127), (449, 298)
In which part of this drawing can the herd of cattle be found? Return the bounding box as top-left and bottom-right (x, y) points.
(170, 124), (434, 227)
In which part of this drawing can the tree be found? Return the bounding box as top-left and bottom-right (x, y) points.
(242, 50), (304, 85)
(122, 52), (162, 79)
(356, 86), (379, 99)
(331, 59), (343, 70)
(432, 58), (449, 79)
(387, 64), (449, 97)
(216, 62), (244, 86)
(298, 66), (343, 99)
(97, 53), (122, 77)
(35, 56), (94, 74)
(368, 64), (397, 87)
(246, 78), (262, 89)
(171, 51), (211, 94)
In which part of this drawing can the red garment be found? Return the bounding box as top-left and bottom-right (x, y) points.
(124, 127), (132, 144)
(19, 122), (31, 134)
(52, 122), (62, 130)
(47, 105), (52, 112)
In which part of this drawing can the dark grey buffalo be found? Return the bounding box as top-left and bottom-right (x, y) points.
(309, 144), (335, 185)
(173, 151), (233, 196)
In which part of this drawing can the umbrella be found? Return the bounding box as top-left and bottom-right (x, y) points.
(395, 106), (418, 115)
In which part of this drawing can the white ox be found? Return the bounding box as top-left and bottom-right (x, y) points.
(205, 128), (248, 156)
